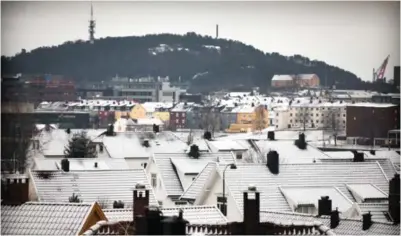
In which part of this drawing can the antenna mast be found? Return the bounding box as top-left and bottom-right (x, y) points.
(89, 2), (96, 44)
(216, 24), (219, 39)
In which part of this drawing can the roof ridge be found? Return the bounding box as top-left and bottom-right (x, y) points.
(32, 168), (144, 173)
(24, 201), (92, 206)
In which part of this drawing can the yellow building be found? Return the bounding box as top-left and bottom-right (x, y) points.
(153, 111), (170, 122)
(129, 104), (147, 119)
(228, 105), (269, 133)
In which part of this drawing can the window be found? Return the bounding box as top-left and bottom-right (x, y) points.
(290, 113), (293, 116)
(343, 114), (346, 117)
(236, 153), (242, 159)
(176, 119), (179, 123)
(182, 113), (185, 118)
(290, 119), (292, 123)
(158, 201), (163, 207)
(151, 173), (157, 188)
(295, 120), (298, 123)
(316, 120), (319, 123)
(296, 205), (316, 214)
(343, 120), (346, 124)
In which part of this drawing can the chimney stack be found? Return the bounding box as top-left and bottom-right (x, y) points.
(61, 158), (70, 172)
(267, 131), (275, 141)
(362, 212), (372, 230)
(353, 151), (364, 162)
(267, 151), (279, 175)
(133, 183), (149, 220)
(389, 174), (400, 224)
(216, 24), (219, 39)
(318, 196), (332, 216)
(295, 133), (307, 149)
(243, 185), (260, 235)
(330, 208), (340, 228)
(1, 175), (30, 205)
(369, 150), (375, 155)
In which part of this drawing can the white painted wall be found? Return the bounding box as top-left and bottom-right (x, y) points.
(124, 157), (149, 169)
(145, 158), (177, 208)
(198, 171), (242, 222)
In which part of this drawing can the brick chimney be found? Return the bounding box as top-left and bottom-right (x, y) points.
(330, 208), (340, 228)
(61, 158), (70, 172)
(243, 185), (260, 235)
(1, 175), (30, 205)
(362, 212), (372, 230)
(389, 174), (400, 224)
(162, 209), (188, 235)
(267, 131), (275, 141)
(352, 151), (364, 162)
(133, 183), (149, 220)
(318, 196), (332, 216)
(267, 151), (279, 175)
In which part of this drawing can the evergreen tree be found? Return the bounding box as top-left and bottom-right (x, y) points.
(64, 131), (97, 158)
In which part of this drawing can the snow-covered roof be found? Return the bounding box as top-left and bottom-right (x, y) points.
(272, 75), (293, 81)
(30, 169), (158, 208)
(103, 205), (228, 224)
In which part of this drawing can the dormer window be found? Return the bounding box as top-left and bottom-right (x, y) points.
(296, 204), (316, 214)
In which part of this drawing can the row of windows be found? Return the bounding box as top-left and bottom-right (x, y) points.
(288, 113), (346, 117)
(291, 107), (346, 111)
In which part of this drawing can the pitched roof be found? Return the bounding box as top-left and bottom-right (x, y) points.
(180, 162), (217, 200)
(254, 140), (330, 161)
(260, 211), (400, 235)
(357, 203), (391, 223)
(152, 153), (234, 197)
(224, 162), (389, 214)
(103, 205), (228, 224)
(319, 158), (398, 180)
(33, 158), (130, 171)
(1, 202), (93, 235)
(30, 169), (158, 208)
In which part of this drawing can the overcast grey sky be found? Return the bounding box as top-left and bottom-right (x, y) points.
(1, 1), (400, 81)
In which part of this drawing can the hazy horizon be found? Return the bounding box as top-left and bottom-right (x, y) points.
(1, 1), (400, 81)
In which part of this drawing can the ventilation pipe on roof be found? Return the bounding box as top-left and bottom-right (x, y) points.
(362, 212), (372, 230)
(99, 144), (104, 153)
(94, 162), (98, 168)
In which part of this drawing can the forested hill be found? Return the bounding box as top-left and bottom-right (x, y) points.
(0, 32), (380, 92)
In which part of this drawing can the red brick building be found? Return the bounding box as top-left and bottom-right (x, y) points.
(346, 103), (400, 140)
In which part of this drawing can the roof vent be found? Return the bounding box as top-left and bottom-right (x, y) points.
(330, 208), (340, 229)
(94, 162), (98, 168)
(135, 183), (146, 190)
(248, 185), (257, 191)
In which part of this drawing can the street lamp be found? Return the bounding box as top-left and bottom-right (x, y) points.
(222, 163), (237, 216)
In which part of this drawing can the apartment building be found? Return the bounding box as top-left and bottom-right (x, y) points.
(274, 100), (347, 131)
(109, 76), (185, 102)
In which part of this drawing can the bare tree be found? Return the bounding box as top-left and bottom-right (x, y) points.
(252, 106), (267, 133)
(201, 108), (221, 136)
(299, 108), (311, 131)
(323, 107), (342, 146)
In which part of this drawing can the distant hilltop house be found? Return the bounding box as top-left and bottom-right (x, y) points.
(271, 74), (320, 89)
